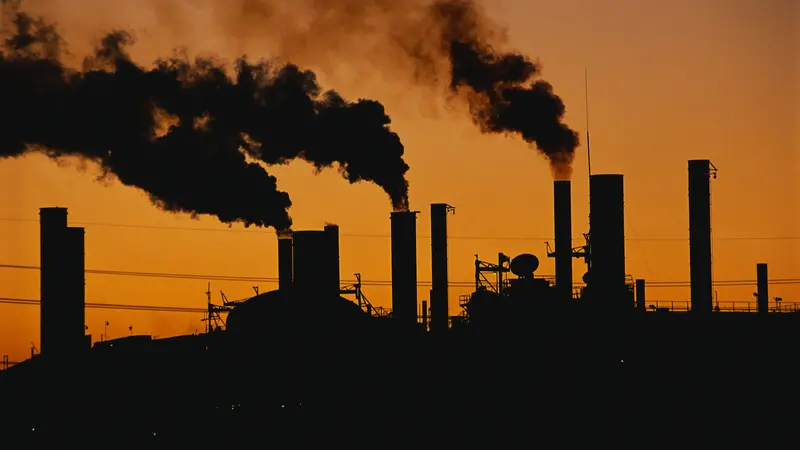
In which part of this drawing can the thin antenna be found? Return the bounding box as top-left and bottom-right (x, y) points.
(584, 68), (592, 177)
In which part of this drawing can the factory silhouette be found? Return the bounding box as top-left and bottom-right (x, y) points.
(2, 159), (798, 448)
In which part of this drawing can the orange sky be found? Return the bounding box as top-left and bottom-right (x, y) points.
(1, 0), (798, 362)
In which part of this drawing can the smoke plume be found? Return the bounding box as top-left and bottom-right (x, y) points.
(0, 3), (411, 231)
(150, 0), (580, 177)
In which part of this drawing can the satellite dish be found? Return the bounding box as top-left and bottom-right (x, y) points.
(510, 254), (539, 277)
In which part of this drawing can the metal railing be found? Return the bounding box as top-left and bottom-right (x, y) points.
(645, 301), (800, 313)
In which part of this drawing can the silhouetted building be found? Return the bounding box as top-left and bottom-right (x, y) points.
(292, 229), (340, 301)
(588, 174), (628, 309)
(689, 160), (714, 314)
(391, 211), (419, 327)
(430, 204), (454, 332)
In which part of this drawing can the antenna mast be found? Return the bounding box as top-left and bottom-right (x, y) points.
(585, 68), (592, 177)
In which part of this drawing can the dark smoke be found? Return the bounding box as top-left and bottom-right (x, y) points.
(422, 0), (579, 178)
(0, 4), (410, 231)
(165, 0), (580, 177)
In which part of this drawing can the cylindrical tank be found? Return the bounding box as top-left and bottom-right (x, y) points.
(292, 230), (340, 300)
(589, 174), (627, 308)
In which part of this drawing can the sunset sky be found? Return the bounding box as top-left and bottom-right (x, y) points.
(1, 0), (797, 362)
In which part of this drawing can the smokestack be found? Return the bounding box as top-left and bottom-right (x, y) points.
(39, 208), (85, 356)
(588, 175), (627, 309)
(553, 181), (574, 302)
(430, 204), (454, 333)
(64, 227), (86, 351)
(324, 225), (341, 297)
(688, 160), (713, 314)
(391, 211), (419, 327)
(757, 263), (768, 314)
(277, 235), (293, 293)
(39, 207), (67, 357)
(635, 279), (646, 312)
(292, 230), (340, 300)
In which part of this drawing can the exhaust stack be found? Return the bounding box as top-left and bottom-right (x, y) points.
(391, 211), (419, 327)
(588, 174), (627, 309)
(430, 204), (455, 332)
(292, 229), (340, 300)
(757, 263), (768, 314)
(277, 234), (293, 293)
(553, 181), (574, 302)
(39, 208), (87, 356)
(688, 160), (714, 314)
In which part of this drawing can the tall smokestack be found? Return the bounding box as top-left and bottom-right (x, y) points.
(391, 211), (419, 327)
(589, 175), (627, 309)
(324, 225), (341, 298)
(757, 263), (768, 314)
(64, 227), (86, 351)
(39, 207), (67, 357)
(430, 204), (454, 333)
(688, 160), (713, 314)
(292, 230), (340, 300)
(553, 181), (574, 302)
(277, 235), (293, 293)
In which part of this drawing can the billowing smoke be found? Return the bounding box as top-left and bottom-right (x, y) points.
(146, 0), (580, 177)
(0, 3), (411, 231)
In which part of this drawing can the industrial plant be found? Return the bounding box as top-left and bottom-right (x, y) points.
(1, 159), (797, 447)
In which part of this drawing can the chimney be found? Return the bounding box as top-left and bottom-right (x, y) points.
(64, 227), (86, 352)
(635, 279), (646, 311)
(39, 207), (68, 357)
(588, 175), (627, 309)
(277, 234), (293, 293)
(430, 204), (454, 333)
(688, 160), (713, 314)
(324, 225), (341, 297)
(553, 181), (574, 302)
(391, 211), (419, 327)
(757, 263), (768, 314)
(292, 230), (340, 300)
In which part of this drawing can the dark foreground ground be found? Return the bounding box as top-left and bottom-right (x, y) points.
(2, 314), (799, 449)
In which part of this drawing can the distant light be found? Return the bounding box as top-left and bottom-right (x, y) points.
(620, 359), (624, 363)
(31, 428), (35, 432)
(153, 432), (157, 436)
(281, 404), (285, 408)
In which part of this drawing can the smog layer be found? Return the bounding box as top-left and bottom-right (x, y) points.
(0, 0), (579, 230)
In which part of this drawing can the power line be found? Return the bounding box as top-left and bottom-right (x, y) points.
(0, 263), (798, 288)
(0, 297), (205, 313)
(1, 217), (798, 242)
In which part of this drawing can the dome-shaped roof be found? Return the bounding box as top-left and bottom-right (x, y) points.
(226, 289), (369, 340)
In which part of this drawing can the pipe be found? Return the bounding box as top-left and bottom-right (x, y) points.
(430, 204), (453, 332)
(277, 235), (293, 293)
(688, 160), (713, 314)
(554, 181), (574, 302)
(757, 263), (768, 314)
(391, 211), (419, 327)
(421, 300), (428, 332)
(588, 175), (627, 308)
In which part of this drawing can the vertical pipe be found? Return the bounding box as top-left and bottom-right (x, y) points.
(635, 279), (646, 311)
(324, 225), (341, 297)
(39, 207), (68, 356)
(421, 300), (428, 331)
(292, 231), (334, 299)
(64, 227), (86, 351)
(430, 204), (452, 332)
(391, 211), (419, 327)
(757, 263), (768, 314)
(689, 160), (713, 314)
(277, 235), (293, 293)
(554, 181), (574, 302)
(588, 175), (627, 309)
